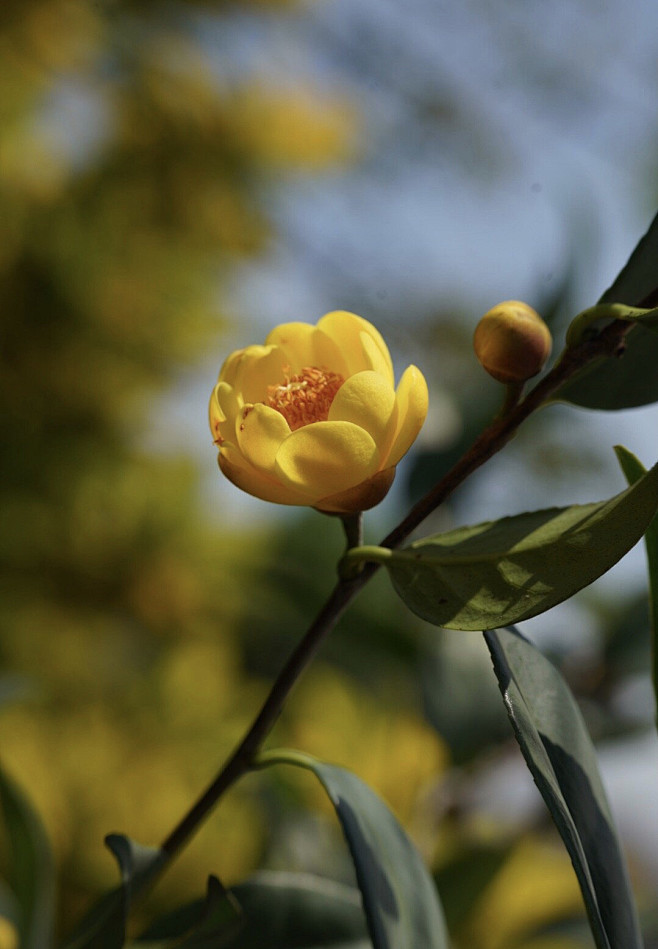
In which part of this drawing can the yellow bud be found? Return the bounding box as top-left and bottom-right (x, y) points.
(473, 300), (552, 384)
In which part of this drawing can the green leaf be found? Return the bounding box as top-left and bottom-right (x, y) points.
(60, 835), (167, 949)
(615, 445), (658, 726)
(135, 871), (368, 949)
(343, 461), (658, 630)
(257, 751), (449, 949)
(557, 209), (658, 409)
(556, 325), (658, 409)
(484, 626), (643, 949)
(0, 762), (55, 949)
(599, 208), (658, 307)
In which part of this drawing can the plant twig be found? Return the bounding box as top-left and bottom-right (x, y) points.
(381, 318), (631, 551)
(160, 577), (360, 859)
(157, 317), (633, 869)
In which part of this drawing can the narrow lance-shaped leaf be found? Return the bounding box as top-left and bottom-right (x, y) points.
(60, 835), (167, 949)
(615, 444), (658, 727)
(341, 460), (658, 630)
(484, 626), (643, 949)
(133, 871), (370, 949)
(256, 750), (450, 949)
(0, 763), (55, 949)
(557, 209), (658, 409)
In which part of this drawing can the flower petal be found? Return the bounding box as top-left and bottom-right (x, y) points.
(360, 332), (395, 383)
(236, 403), (290, 472)
(217, 348), (246, 388)
(317, 311), (394, 384)
(209, 382), (225, 442)
(209, 381), (241, 445)
(386, 365), (429, 466)
(275, 421), (380, 501)
(218, 446), (312, 506)
(265, 323), (317, 367)
(315, 466), (397, 514)
(266, 322), (348, 377)
(234, 346), (286, 402)
(328, 370), (396, 446)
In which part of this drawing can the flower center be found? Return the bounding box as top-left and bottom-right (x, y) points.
(266, 366), (345, 430)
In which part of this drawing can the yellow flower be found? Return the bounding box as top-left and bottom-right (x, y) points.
(209, 311), (428, 514)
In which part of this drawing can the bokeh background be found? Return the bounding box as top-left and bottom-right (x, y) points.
(2, 0), (658, 945)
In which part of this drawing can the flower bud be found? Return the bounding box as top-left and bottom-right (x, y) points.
(473, 300), (552, 384)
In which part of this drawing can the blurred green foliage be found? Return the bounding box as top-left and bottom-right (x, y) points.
(0, 1), (655, 947)
(0, 0), (363, 936)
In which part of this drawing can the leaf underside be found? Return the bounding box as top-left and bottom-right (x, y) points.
(485, 626), (643, 949)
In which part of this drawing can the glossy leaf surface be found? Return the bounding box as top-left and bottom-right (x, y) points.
(258, 750), (449, 949)
(484, 626), (643, 949)
(350, 461), (658, 630)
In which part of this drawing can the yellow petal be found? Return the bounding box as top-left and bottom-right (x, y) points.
(315, 466), (397, 514)
(328, 370), (396, 447)
(310, 328), (350, 377)
(209, 382), (225, 442)
(236, 403), (291, 472)
(317, 311), (394, 384)
(386, 365), (429, 467)
(218, 446), (312, 506)
(217, 347), (246, 387)
(266, 322), (317, 366)
(266, 322), (348, 377)
(360, 332), (395, 383)
(238, 345), (289, 404)
(275, 421), (380, 501)
(209, 382), (242, 445)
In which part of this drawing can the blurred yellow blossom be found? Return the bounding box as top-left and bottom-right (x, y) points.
(209, 311), (428, 513)
(0, 918), (18, 949)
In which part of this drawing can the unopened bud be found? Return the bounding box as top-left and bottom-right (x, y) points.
(473, 300), (552, 384)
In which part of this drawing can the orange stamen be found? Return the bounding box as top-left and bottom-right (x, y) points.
(266, 366), (344, 430)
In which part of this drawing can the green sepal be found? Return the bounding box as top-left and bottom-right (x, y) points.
(343, 461), (658, 630)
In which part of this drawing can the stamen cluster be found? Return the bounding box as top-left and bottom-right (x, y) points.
(267, 367), (345, 430)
